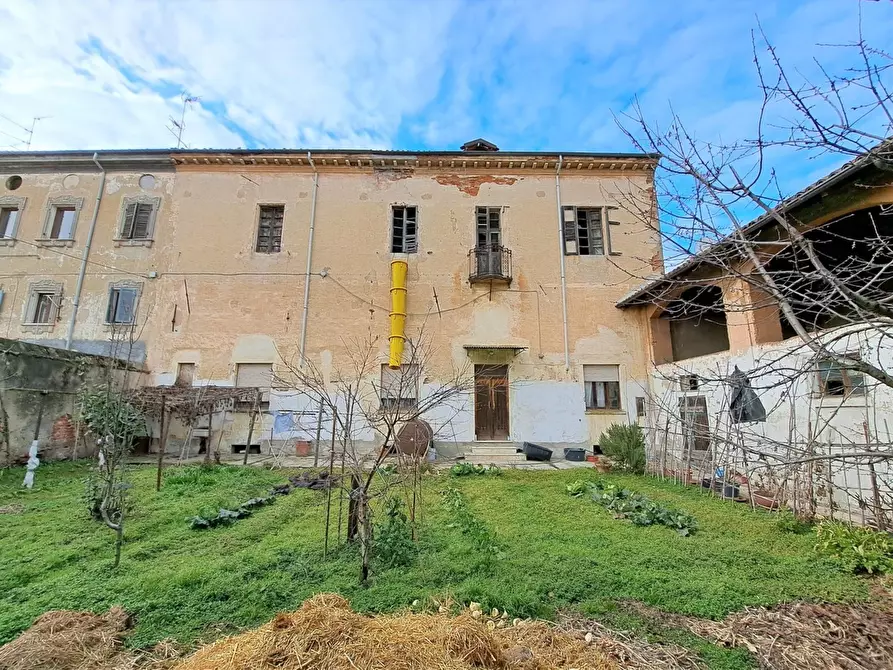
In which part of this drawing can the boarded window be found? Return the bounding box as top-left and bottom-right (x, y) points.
(391, 206), (418, 253)
(106, 287), (138, 324)
(817, 358), (865, 396)
(176, 363), (196, 387)
(256, 205), (284, 253)
(49, 206), (76, 239)
(0, 207), (19, 238)
(121, 202), (154, 239)
(235, 363), (273, 411)
(583, 365), (621, 410)
(380, 364), (419, 410)
(476, 207), (502, 249)
(679, 395), (710, 452)
(562, 207), (604, 256)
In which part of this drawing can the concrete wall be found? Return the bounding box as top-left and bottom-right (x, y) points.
(1, 152), (660, 458)
(0, 338), (144, 465)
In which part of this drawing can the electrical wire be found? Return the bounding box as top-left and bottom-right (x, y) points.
(7, 237), (148, 277)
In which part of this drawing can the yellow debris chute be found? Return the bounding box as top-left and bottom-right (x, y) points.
(388, 259), (408, 369)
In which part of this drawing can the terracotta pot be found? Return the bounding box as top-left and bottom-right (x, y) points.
(294, 440), (312, 457)
(586, 455), (598, 463)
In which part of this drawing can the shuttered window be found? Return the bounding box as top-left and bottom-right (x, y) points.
(563, 207), (604, 256)
(583, 364), (621, 410)
(236, 363), (273, 388)
(256, 205), (284, 253)
(380, 364), (418, 410)
(391, 206), (418, 253)
(121, 202), (154, 239)
(106, 287), (138, 324)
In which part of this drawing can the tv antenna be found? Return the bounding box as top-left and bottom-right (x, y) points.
(167, 93), (200, 149)
(0, 114), (49, 150)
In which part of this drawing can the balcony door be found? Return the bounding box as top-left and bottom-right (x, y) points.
(476, 207), (502, 276)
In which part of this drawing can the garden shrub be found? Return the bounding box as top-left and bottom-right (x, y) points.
(449, 463), (502, 477)
(814, 520), (893, 575)
(598, 423), (646, 474)
(374, 497), (416, 568)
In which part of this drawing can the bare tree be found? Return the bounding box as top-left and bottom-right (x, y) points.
(613, 20), (893, 526)
(277, 324), (473, 582)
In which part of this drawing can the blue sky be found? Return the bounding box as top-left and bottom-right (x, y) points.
(0, 1), (889, 173)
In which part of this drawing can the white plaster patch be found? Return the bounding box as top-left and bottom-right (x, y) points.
(511, 381), (587, 443)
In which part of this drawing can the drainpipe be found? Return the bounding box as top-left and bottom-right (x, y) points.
(554, 155), (570, 370)
(298, 151), (319, 366)
(65, 153), (105, 350)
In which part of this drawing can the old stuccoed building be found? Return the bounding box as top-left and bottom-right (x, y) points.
(0, 142), (660, 461)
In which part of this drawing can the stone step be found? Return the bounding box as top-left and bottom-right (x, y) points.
(463, 453), (527, 465)
(469, 445), (520, 457)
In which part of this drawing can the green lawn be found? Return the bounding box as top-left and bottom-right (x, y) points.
(0, 462), (871, 667)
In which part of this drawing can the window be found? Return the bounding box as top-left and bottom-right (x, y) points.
(0, 207), (19, 238)
(583, 365), (621, 410)
(176, 363), (196, 387)
(24, 282), (62, 325)
(255, 205), (284, 253)
(390, 206), (418, 253)
(679, 395), (710, 452)
(680, 375), (700, 391)
(235, 363), (273, 410)
(106, 286), (138, 324)
(120, 202), (154, 239)
(49, 206), (77, 239)
(636, 396), (647, 418)
(817, 358), (865, 397)
(380, 364), (419, 410)
(476, 207), (502, 249)
(562, 206), (604, 255)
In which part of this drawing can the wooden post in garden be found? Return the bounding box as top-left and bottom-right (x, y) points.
(242, 389), (260, 466)
(155, 393), (167, 491)
(204, 409), (213, 465)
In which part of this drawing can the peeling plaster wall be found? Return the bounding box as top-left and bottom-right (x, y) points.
(1, 160), (659, 457)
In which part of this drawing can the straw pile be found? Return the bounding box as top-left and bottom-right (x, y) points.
(687, 602), (893, 670)
(0, 608), (180, 670)
(173, 593), (619, 670)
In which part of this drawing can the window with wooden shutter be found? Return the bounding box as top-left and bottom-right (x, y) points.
(121, 202), (154, 239)
(256, 205), (284, 253)
(106, 286), (138, 324)
(24, 282), (62, 325)
(380, 364), (419, 410)
(390, 206), (418, 253)
(476, 207), (502, 248)
(563, 207), (604, 256)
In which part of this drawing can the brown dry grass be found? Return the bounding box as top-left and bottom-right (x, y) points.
(173, 593), (619, 670)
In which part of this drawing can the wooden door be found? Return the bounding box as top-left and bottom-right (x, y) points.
(475, 364), (509, 441)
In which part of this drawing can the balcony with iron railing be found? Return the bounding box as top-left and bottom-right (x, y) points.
(468, 245), (512, 284)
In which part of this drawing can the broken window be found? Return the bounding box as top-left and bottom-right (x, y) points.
(49, 206), (77, 239)
(583, 365), (621, 410)
(476, 207), (502, 249)
(235, 363), (273, 411)
(106, 286), (138, 324)
(120, 202), (155, 239)
(562, 207), (604, 256)
(817, 358), (865, 397)
(391, 206), (418, 253)
(380, 364), (419, 411)
(0, 207), (19, 238)
(680, 375), (700, 391)
(255, 205), (284, 253)
(176, 362), (196, 387)
(635, 396), (647, 418)
(679, 395), (710, 452)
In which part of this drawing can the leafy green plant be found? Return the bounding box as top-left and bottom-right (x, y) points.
(775, 509), (813, 534)
(374, 497), (416, 569)
(598, 423), (646, 474)
(442, 487), (503, 561)
(188, 494), (277, 529)
(450, 462), (502, 477)
(569, 479), (698, 536)
(814, 521), (893, 575)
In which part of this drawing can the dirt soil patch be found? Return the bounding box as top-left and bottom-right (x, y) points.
(687, 602), (893, 670)
(0, 608), (180, 670)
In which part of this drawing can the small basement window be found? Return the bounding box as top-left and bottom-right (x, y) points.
(817, 358), (865, 397)
(391, 205), (418, 253)
(256, 205), (284, 253)
(583, 364), (621, 410)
